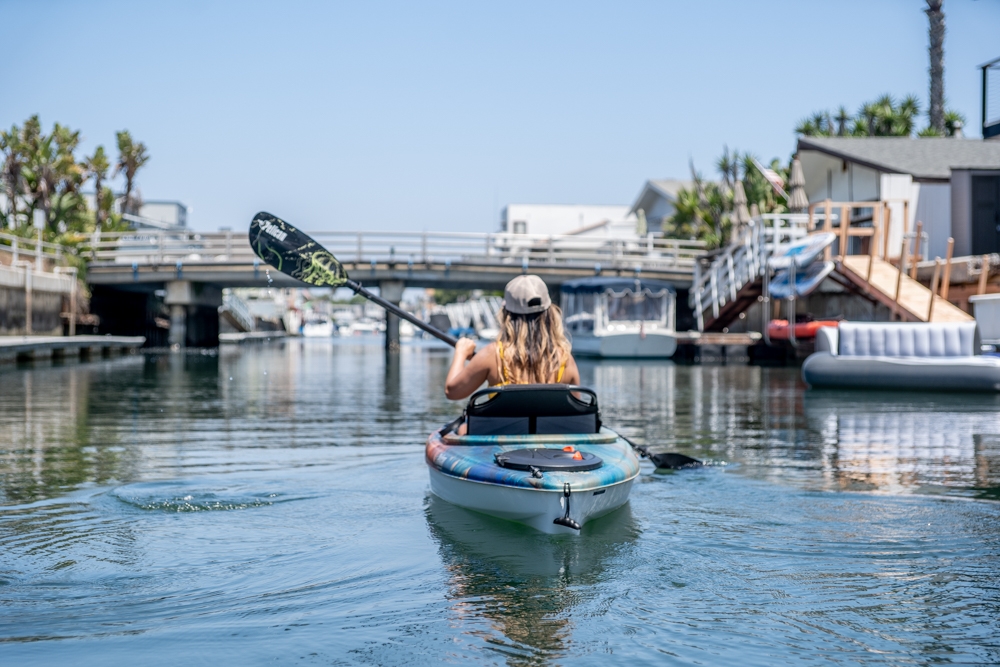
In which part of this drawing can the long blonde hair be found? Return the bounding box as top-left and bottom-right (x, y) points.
(496, 305), (572, 384)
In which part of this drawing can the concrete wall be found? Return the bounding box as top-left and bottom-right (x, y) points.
(0, 286), (63, 334)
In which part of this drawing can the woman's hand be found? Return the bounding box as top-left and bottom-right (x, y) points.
(455, 337), (476, 361)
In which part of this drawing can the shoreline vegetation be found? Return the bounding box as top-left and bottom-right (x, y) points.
(1, 116), (150, 259)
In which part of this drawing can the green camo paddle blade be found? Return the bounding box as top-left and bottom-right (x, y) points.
(249, 212), (349, 287)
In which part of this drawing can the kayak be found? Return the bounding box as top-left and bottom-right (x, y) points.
(768, 319), (842, 340)
(425, 385), (641, 534)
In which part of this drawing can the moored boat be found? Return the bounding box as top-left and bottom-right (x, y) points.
(426, 384), (640, 534)
(560, 277), (677, 358)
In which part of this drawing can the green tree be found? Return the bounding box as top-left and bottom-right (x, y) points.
(926, 0), (945, 134)
(0, 124), (27, 227)
(19, 116), (87, 233)
(115, 130), (149, 216)
(82, 146), (111, 228)
(667, 150), (790, 250)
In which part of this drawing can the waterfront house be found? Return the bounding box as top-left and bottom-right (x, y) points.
(796, 137), (1000, 259)
(627, 179), (694, 235)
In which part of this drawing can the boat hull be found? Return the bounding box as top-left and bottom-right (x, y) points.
(571, 330), (676, 358)
(425, 428), (640, 534)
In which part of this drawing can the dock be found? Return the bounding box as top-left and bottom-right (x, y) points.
(219, 331), (289, 344)
(0, 335), (145, 363)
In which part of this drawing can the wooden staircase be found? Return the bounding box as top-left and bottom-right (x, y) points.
(838, 256), (972, 323)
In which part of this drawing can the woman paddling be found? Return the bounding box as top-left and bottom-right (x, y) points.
(445, 274), (580, 401)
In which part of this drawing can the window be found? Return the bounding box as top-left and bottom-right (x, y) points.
(512, 220), (527, 234)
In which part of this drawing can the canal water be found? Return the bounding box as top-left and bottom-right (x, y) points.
(2, 339), (999, 665)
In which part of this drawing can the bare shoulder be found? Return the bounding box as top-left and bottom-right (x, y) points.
(474, 342), (497, 360)
(563, 353), (581, 385)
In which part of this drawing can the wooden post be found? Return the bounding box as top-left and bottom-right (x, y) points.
(823, 199), (833, 261)
(808, 202), (815, 231)
(839, 205), (850, 258)
(927, 258), (941, 321)
(894, 235), (911, 320)
(978, 254), (991, 296)
(882, 203), (892, 261)
(866, 202), (880, 282)
(941, 237), (954, 300)
(910, 221), (923, 279)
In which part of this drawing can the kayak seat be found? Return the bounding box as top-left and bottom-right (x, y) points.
(464, 384), (601, 436)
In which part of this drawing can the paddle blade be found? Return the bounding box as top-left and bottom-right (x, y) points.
(648, 452), (703, 470)
(249, 212), (349, 287)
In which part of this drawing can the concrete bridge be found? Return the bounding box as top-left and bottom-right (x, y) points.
(83, 229), (705, 347)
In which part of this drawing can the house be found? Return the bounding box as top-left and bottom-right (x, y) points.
(796, 137), (1000, 259)
(499, 204), (632, 237)
(628, 180), (694, 235)
(134, 200), (188, 230)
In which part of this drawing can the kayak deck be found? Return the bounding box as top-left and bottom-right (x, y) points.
(426, 427), (640, 493)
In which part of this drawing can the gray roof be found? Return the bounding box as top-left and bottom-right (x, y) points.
(629, 179), (694, 215)
(797, 137), (1000, 180)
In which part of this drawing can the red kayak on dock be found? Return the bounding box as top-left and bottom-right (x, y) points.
(768, 319), (841, 340)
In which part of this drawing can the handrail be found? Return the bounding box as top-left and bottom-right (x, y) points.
(80, 229), (707, 271)
(0, 231), (75, 268)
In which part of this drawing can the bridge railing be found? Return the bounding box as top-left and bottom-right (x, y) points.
(82, 229), (707, 272)
(0, 231), (75, 270)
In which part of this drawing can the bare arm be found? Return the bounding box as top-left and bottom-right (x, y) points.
(561, 354), (580, 386)
(445, 340), (497, 400)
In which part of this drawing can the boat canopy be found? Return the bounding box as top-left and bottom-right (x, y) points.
(560, 277), (675, 295)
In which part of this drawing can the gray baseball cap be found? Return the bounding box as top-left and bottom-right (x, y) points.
(503, 275), (551, 314)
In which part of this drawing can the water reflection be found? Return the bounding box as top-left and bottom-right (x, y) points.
(804, 391), (1000, 498)
(424, 494), (640, 665)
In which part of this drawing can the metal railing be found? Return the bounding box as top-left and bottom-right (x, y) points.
(0, 231), (75, 270)
(81, 229), (707, 274)
(689, 214), (819, 331)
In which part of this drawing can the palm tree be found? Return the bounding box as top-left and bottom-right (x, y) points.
(115, 130), (149, 216)
(835, 107), (851, 136)
(926, 0), (945, 134)
(83, 146), (110, 228)
(0, 125), (26, 226)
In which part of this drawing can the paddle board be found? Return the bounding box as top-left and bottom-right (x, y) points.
(768, 260), (835, 299)
(768, 232), (836, 270)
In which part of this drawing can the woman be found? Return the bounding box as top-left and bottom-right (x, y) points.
(445, 274), (579, 401)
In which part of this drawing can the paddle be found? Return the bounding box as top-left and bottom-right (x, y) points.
(249, 211), (458, 346)
(249, 211), (704, 470)
(618, 434), (703, 470)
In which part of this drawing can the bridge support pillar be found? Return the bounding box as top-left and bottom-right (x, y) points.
(379, 280), (405, 353)
(165, 281), (223, 348)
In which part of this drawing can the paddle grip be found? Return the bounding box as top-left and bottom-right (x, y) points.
(346, 280), (459, 347)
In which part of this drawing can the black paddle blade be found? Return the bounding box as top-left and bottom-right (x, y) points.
(249, 212), (349, 287)
(648, 452), (703, 470)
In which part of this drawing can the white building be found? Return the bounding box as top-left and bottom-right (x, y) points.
(797, 137), (1000, 259)
(499, 204), (633, 237)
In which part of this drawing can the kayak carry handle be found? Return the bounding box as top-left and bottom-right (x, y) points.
(553, 482), (581, 531)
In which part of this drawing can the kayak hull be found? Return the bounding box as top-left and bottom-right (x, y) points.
(428, 467), (636, 534)
(425, 427), (640, 534)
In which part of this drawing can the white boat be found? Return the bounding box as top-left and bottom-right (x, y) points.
(561, 277), (677, 358)
(301, 316), (335, 337)
(425, 385), (640, 534)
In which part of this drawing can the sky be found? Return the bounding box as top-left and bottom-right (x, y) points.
(4, 0), (999, 233)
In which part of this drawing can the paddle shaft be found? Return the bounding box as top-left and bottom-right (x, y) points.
(346, 279), (459, 347)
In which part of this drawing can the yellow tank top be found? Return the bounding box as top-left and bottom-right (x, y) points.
(495, 341), (566, 386)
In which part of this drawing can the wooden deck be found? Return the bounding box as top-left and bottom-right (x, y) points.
(839, 256), (972, 323)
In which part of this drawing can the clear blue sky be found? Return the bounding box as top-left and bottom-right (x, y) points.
(4, 0), (999, 232)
